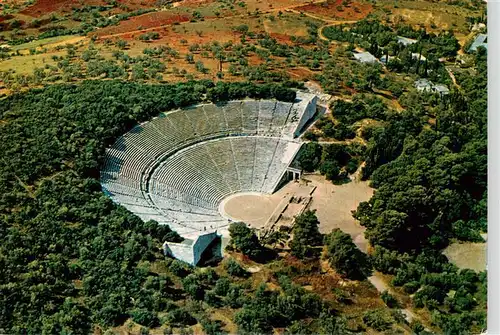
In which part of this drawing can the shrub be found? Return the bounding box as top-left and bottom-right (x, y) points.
(167, 308), (197, 326)
(324, 228), (370, 279)
(130, 309), (159, 328)
(381, 291), (399, 308)
(362, 309), (394, 331)
(225, 258), (249, 277)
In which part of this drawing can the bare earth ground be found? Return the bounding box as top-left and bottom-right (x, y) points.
(221, 174), (373, 249)
(221, 192), (282, 228)
(443, 240), (487, 272)
(220, 179), (313, 230)
(305, 173), (374, 252)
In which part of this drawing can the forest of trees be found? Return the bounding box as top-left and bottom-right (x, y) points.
(323, 19), (458, 83)
(354, 49), (487, 333)
(0, 4), (488, 330)
(292, 47), (487, 334)
(0, 80), (299, 333)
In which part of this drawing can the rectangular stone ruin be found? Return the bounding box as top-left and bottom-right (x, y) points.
(163, 230), (221, 266)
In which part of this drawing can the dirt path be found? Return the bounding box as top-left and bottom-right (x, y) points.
(316, 20), (358, 41)
(446, 67), (460, 89)
(350, 161), (365, 182)
(284, 9), (357, 42)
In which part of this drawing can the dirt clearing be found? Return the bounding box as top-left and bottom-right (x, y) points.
(295, 0), (373, 21)
(305, 173), (374, 252)
(221, 192), (280, 228)
(443, 241), (487, 272)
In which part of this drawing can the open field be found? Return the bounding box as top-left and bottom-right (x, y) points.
(371, 0), (482, 33)
(0, 50), (68, 75)
(295, 0), (373, 21)
(306, 173), (373, 252)
(93, 11), (192, 37)
(444, 240), (487, 272)
(9, 34), (85, 51)
(19, 0), (158, 17)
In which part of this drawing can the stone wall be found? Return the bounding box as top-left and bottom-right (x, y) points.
(294, 94), (318, 137)
(163, 231), (220, 265)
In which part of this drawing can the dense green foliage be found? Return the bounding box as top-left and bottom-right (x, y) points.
(227, 222), (265, 260)
(234, 277), (323, 334)
(290, 210), (323, 258)
(0, 80), (296, 333)
(324, 229), (370, 279)
(323, 20), (458, 84)
(353, 49), (487, 333)
(294, 142), (363, 182)
(294, 142), (323, 172)
(355, 50), (487, 251)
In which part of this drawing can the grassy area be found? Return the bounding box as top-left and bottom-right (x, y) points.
(9, 35), (84, 51)
(0, 50), (66, 74)
(264, 11), (323, 37)
(371, 0), (482, 33)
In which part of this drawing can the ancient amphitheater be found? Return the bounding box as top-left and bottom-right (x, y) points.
(100, 92), (317, 264)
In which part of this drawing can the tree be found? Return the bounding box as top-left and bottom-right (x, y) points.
(130, 309), (159, 327)
(195, 60), (207, 73)
(319, 313), (351, 334)
(381, 291), (399, 308)
(233, 24), (249, 35)
(296, 142), (322, 172)
(324, 229), (370, 279)
(362, 309), (394, 331)
(228, 222), (263, 259)
(185, 53), (195, 63)
(319, 160), (340, 180)
(225, 258), (249, 277)
(200, 317), (225, 335)
(116, 39), (128, 49)
(166, 308), (197, 326)
(182, 274), (205, 300)
(290, 210), (323, 259)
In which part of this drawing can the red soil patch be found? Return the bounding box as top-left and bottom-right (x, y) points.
(268, 33), (293, 45)
(21, 0), (158, 17)
(0, 15), (14, 23)
(175, 0), (216, 8)
(296, 0), (372, 21)
(247, 54), (264, 66)
(288, 67), (314, 80)
(20, 0), (106, 17)
(94, 11), (191, 37)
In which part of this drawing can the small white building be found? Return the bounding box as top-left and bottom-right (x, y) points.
(380, 55), (398, 64)
(397, 36), (417, 46)
(353, 51), (378, 64)
(411, 53), (427, 61)
(414, 79), (450, 96)
(469, 34), (487, 52)
(415, 78), (433, 92)
(433, 84), (450, 96)
(163, 231), (221, 266)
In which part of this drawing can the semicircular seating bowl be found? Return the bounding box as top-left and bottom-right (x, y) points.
(100, 95), (314, 235)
